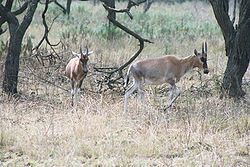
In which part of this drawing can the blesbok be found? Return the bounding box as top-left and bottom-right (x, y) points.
(124, 42), (209, 112)
(65, 46), (93, 106)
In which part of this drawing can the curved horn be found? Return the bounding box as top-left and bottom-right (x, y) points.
(202, 42), (205, 54)
(204, 42), (207, 53)
(85, 45), (88, 55)
(80, 46), (83, 55)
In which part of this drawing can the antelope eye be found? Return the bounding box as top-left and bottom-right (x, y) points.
(200, 57), (206, 62)
(81, 57), (88, 61)
(80, 58), (87, 63)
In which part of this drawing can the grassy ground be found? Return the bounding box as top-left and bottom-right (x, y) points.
(0, 1), (250, 166)
(0, 94), (249, 166)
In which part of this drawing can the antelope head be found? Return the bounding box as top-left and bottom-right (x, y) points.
(72, 46), (93, 73)
(194, 42), (209, 74)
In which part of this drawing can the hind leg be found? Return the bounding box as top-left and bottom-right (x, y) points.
(124, 79), (139, 112)
(138, 84), (146, 111)
(138, 84), (145, 102)
(71, 80), (75, 106)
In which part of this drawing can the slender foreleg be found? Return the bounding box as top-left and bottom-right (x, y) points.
(165, 79), (180, 111)
(78, 75), (86, 91)
(73, 79), (83, 103)
(170, 86), (181, 105)
(77, 79), (84, 95)
(78, 79), (83, 90)
(166, 85), (181, 109)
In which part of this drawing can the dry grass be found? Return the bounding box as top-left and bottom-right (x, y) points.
(1, 1), (250, 166)
(0, 90), (249, 166)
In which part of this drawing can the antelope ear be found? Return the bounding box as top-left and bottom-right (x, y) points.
(84, 51), (93, 56)
(194, 49), (198, 56)
(72, 51), (81, 58)
(87, 51), (94, 56)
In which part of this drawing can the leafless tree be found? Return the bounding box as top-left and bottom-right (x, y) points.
(0, 0), (64, 95)
(0, 0), (39, 94)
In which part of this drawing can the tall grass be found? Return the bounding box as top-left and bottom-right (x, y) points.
(0, 91), (249, 166)
(0, 1), (249, 166)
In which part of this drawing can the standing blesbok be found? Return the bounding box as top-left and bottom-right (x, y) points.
(124, 42), (209, 112)
(65, 46), (93, 106)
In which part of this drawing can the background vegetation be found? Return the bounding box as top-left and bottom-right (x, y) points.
(0, 1), (249, 166)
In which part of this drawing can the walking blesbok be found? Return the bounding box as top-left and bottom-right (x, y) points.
(124, 42), (209, 112)
(65, 46), (93, 106)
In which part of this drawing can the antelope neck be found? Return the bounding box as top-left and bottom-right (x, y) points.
(179, 55), (196, 77)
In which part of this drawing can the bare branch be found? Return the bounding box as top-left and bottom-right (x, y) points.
(98, 0), (152, 75)
(143, 0), (154, 13)
(0, 27), (7, 35)
(0, 4), (19, 26)
(54, 0), (67, 14)
(102, 0), (146, 19)
(26, 64), (69, 92)
(106, 15), (153, 74)
(93, 0), (152, 93)
(33, 0), (60, 50)
(4, 0), (14, 11)
(12, 2), (28, 15)
(0, 1), (28, 35)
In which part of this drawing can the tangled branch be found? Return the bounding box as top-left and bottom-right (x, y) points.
(33, 0), (60, 50)
(94, 0), (153, 93)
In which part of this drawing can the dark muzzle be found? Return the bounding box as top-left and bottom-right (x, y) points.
(201, 58), (209, 74)
(83, 68), (88, 73)
(204, 68), (209, 74)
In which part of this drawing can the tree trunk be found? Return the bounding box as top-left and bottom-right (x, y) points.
(3, 23), (21, 94)
(106, 0), (116, 20)
(210, 0), (250, 98)
(66, 0), (72, 15)
(223, 22), (250, 97)
(0, 0), (38, 95)
(102, 0), (116, 39)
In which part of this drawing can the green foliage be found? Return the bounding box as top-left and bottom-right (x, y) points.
(92, 23), (124, 39)
(118, 0), (209, 3)
(44, 2), (220, 44)
(128, 11), (219, 41)
(25, 1), (221, 54)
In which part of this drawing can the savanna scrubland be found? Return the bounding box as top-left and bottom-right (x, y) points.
(0, 1), (249, 166)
